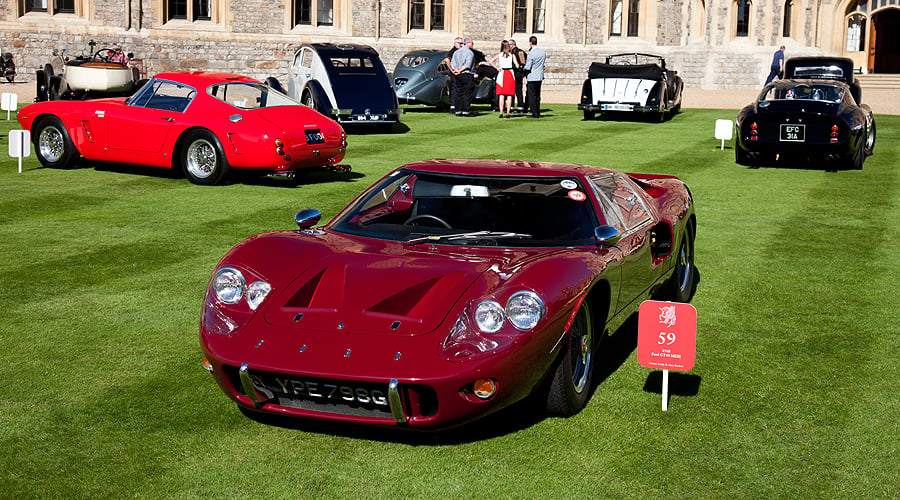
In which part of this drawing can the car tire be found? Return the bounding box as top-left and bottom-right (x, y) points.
(583, 110), (595, 120)
(667, 225), (697, 303)
(33, 116), (79, 169)
(546, 298), (594, 416)
(181, 130), (230, 185)
(735, 144), (753, 167)
(865, 119), (876, 156)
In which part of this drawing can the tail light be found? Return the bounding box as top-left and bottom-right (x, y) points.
(750, 122), (758, 141)
(830, 124), (839, 143)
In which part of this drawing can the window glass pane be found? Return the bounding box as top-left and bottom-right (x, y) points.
(514, 0), (528, 32)
(847, 15), (866, 51)
(168, 0), (187, 20)
(736, 0), (750, 36)
(295, 0), (311, 24)
(317, 0), (333, 25)
(193, 0), (211, 20)
(431, 0), (444, 30)
(532, 0), (545, 33)
(25, 0), (48, 13)
(627, 0), (639, 36)
(54, 0), (75, 14)
(410, 0), (425, 29)
(782, 0), (791, 37)
(610, 0), (622, 36)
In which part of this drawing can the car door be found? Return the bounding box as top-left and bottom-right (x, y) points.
(590, 173), (657, 312)
(288, 47), (315, 100)
(108, 79), (195, 153)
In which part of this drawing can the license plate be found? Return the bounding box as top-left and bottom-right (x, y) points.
(248, 370), (392, 418)
(601, 103), (633, 111)
(780, 124), (805, 142)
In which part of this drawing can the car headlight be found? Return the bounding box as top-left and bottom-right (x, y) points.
(474, 301), (505, 333)
(506, 291), (545, 331)
(213, 267), (245, 304)
(246, 281), (272, 310)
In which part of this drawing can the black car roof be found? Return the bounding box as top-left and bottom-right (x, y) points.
(306, 43), (380, 58)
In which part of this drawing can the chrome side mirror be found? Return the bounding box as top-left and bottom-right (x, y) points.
(295, 208), (322, 229)
(594, 225), (621, 245)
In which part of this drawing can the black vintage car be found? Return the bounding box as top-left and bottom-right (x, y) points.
(735, 57), (876, 169)
(577, 53), (683, 121)
(270, 43), (400, 132)
(392, 49), (496, 109)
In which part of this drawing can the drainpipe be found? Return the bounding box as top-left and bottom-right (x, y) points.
(375, 0), (381, 40)
(125, 0), (131, 30)
(582, 0), (588, 46)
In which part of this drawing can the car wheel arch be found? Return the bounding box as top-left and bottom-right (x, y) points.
(176, 127), (231, 185)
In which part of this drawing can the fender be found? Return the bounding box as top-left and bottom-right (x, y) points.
(303, 80), (333, 116)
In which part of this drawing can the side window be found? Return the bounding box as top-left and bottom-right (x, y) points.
(591, 174), (651, 232)
(138, 81), (197, 112)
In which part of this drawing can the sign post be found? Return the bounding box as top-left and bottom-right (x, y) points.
(1, 92), (17, 121)
(714, 119), (733, 150)
(8, 129), (31, 173)
(637, 300), (697, 411)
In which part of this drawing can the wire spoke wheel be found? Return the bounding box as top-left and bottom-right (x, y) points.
(38, 126), (65, 163)
(186, 139), (217, 179)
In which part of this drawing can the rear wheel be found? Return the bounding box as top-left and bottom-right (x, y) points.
(848, 140), (865, 170)
(181, 130), (230, 185)
(583, 110), (595, 120)
(546, 299), (594, 416)
(864, 119), (876, 156)
(34, 116), (79, 168)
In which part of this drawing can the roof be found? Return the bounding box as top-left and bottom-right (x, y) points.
(305, 43), (379, 58)
(152, 71), (259, 87)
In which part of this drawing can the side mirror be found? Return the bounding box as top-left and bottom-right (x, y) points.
(295, 208), (322, 229)
(594, 225), (621, 245)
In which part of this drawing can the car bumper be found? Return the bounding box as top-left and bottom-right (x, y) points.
(200, 320), (561, 429)
(578, 102), (659, 113)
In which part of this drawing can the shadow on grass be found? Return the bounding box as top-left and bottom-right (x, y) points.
(48, 160), (366, 186)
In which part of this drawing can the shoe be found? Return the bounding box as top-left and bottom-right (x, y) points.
(498, 113), (503, 118)
(528, 115), (539, 119)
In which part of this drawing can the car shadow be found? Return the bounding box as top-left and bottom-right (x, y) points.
(343, 121), (410, 135)
(742, 154), (857, 172)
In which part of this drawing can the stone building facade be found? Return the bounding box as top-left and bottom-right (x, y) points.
(0, 0), (897, 91)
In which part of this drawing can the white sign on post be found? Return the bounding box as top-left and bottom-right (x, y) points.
(714, 119), (733, 150)
(1, 92), (17, 120)
(8, 129), (31, 174)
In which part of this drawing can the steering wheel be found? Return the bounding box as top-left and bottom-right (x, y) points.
(404, 214), (452, 229)
(93, 48), (118, 62)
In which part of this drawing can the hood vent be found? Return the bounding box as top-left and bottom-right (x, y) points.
(367, 276), (442, 316)
(284, 269), (326, 308)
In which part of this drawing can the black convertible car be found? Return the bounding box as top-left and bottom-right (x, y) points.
(578, 53), (683, 121)
(735, 57), (876, 169)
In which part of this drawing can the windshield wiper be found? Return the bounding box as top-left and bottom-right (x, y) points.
(402, 231), (532, 246)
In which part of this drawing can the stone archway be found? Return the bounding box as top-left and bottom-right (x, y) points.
(870, 8), (900, 73)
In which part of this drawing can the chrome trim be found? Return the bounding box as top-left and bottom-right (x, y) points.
(239, 363), (264, 406)
(388, 378), (407, 424)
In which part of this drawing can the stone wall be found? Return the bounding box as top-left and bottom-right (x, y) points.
(0, 0), (841, 91)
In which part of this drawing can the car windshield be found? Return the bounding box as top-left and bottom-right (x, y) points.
(329, 169), (601, 248)
(207, 82), (302, 109)
(762, 83), (844, 103)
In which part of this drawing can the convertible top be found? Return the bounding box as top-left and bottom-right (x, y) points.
(587, 62), (664, 80)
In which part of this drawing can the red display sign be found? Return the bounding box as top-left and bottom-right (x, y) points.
(637, 300), (697, 371)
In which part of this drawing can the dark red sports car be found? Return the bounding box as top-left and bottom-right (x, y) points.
(17, 71), (348, 184)
(200, 159), (697, 429)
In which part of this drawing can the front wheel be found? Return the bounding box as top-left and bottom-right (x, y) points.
(865, 119), (876, 156)
(546, 298), (595, 416)
(181, 130), (230, 185)
(34, 116), (79, 168)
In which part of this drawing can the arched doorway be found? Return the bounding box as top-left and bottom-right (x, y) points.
(870, 8), (900, 73)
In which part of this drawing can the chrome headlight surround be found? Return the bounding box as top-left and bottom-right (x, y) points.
(213, 267), (246, 305)
(506, 291), (546, 331)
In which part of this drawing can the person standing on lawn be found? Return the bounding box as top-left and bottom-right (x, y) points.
(489, 40), (519, 118)
(522, 36), (546, 118)
(450, 37), (476, 116)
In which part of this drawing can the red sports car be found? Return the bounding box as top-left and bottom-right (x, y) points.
(200, 159), (697, 429)
(17, 71), (348, 185)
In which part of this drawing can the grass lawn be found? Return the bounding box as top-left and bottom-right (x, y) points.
(0, 103), (897, 498)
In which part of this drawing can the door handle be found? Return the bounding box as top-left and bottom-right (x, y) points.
(161, 117), (174, 122)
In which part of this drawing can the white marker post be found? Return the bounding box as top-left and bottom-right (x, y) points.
(714, 119), (733, 150)
(1, 92), (17, 121)
(8, 129), (31, 173)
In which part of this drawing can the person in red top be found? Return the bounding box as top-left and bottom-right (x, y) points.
(489, 40), (519, 118)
